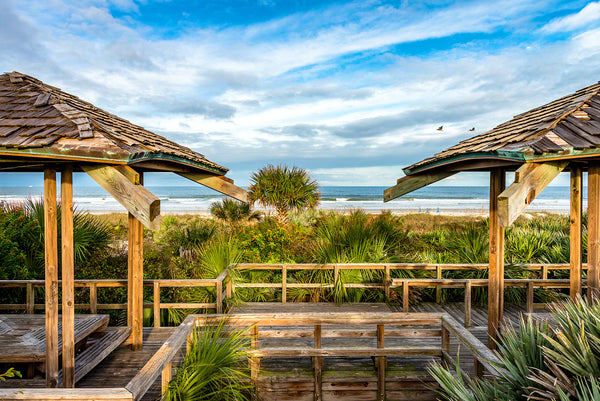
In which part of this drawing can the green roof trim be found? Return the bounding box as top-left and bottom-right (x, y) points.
(127, 152), (227, 175)
(403, 150), (526, 175)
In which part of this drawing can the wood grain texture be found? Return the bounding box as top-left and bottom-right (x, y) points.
(488, 169), (505, 349)
(61, 164), (75, 388)
(178, 172), (248, 203)
(498, 161), (567, 227)
(589, 162), (600, 302)
(82, 164), (160, 230)
(571, 167), (583, 299)
(384, 171), (455, 202)
(44, 168), (59, 388)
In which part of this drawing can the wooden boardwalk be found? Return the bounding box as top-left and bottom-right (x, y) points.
(0, 302), (537, 400)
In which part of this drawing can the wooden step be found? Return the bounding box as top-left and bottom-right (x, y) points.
(58, 326), (131, 386)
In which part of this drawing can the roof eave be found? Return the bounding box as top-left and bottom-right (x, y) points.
(127, 152), (228, 175)
(403, 150), (527, 175)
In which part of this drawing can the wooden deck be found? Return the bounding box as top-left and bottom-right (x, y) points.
(0, 302), (537, 400)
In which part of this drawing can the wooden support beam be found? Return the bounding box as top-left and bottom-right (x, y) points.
(488, 169), (505, 349)
(384, 171), (455, 202)
(44, 168), (59, 388)
(82, 164), (160, 230)
(498, 161), (567, 227)
(589, 163), (600, 303)
(570, 167), (583, 300)
(61, 164), (75, 388)
(178, 172), (248, 203)
(128, 212), (144, 350)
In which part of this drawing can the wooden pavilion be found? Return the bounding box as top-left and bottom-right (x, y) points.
(384, 80), (600, 347)
(0, 71), (247, 388)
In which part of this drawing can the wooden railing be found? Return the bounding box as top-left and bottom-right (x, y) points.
(0, 310), (509, 401)
(0, 271), (229, 326)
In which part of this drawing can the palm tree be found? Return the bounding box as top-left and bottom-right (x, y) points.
(209, 198), (262, 225)
(247, 164), (320, 223)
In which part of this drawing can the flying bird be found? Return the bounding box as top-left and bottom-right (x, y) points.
(437, 126), (443, 131)
(469, 127), (475, 131)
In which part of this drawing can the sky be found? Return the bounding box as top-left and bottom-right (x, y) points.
(2, 0), (600, 187)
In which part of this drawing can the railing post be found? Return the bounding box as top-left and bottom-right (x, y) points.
(333, 264), (339, 293)
(403, 281), (409, 312)
(542, 265), (548, 280)
(89, 283), (97, 314)
(153, 282), (161, 328)
(464, 281), (472, 328)
(314, 324), (322, 401)
(441, 321), (450, 366)
(226, 277), (232, 299)
(216, 279), (223, 314)
(250, 324), (260, 395)
(474, 357), (483, 378)
(436, 265), (442, 303)
(376, 324), (385, 401)
(161, 361), (172, 396)
(384, 265), (390, 300)
(26, 282), (34, 314)
(526, 281), (534, 314)
(282, 265), (287, 303)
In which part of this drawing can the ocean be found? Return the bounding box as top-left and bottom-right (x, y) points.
(0, 185), (583, 214)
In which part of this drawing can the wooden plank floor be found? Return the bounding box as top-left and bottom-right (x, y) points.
(0, 302), (541, 400)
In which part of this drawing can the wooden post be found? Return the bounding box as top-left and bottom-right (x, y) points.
(314, 324), (322, 401)
(436, 265), (442, 303)
(589, 163), (600, 303)
(161, 361), (172, 396)
(464, 281), (472, 328)
(384, 265), (391, 300)
(570, 166), (583, 300)
(403, 281), (409, 312)
(89, 283), (97, 314)
(441, 324), (450, 359)
(526, 281), (534, 314)
(61, 164), (75, 388)
(216, 279), (223, 314)
(153, 282), (161, 328)
(282, 266), (287, 303)
(250, 324), (260, 394)
(376, 325), (385, 401)
(26, 282), (34, 314)
(44, 168), (59, 388)
(488, 169), (505, 349)
(128, 212), (144, 350)
(474, 358), (484, 378)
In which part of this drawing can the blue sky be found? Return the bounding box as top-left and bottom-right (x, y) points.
(2, 0), (600, 187)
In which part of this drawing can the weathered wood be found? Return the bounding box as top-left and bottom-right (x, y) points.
(82, 164), (160, 230)
(178, 172), (248, 203)
(125, 315), (194, 400)
(61, 164), (75, 388)
(384, 171), (455, 202)
(488, 169), (505, 349)
(527, 281), (534, 314)
(435, 265), (442, 303)
(314, 324), (322, 401)
(44, 168), (59, 388)
(90, 283), (98, 314)
(249, 347), (442, 357)
(153, 282), (160, 328)
(403, 281), (409, 312)
(282, 266), (287, 303)
(464, 281), (472, 328)
(376, 325), (385, 401)
(128, 213), (144, 350)
(571, 167), (583, 300)
(384, 266), (391, 300)
(26, 282), (34, 314)
(0, 388), (133, 400)
(589, 163), (600, 302)
(441, 315), (503, 377)
(498, 162), (567, 227)
(258, 328), (441, 338)
(161, 361), (171, 397)
(216, 279), (223, 314)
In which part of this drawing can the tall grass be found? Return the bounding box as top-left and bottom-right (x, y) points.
(163, 317), (251, 401)
(430, 298), (600, 401)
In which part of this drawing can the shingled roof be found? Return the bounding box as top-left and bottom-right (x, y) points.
(405, 80), (600, 175)
(0, 71), (227, 174)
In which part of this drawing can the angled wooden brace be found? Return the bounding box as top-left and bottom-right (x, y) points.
(178, 172), (249, 203)
(82, 164), (160, 230)
(384, 171), (456, 202)
(498, 161), (567, 227)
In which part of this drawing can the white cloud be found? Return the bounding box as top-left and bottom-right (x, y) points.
(542, 2), (600, 33)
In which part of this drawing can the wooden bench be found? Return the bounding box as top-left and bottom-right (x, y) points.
(58, 326), (131, 386)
